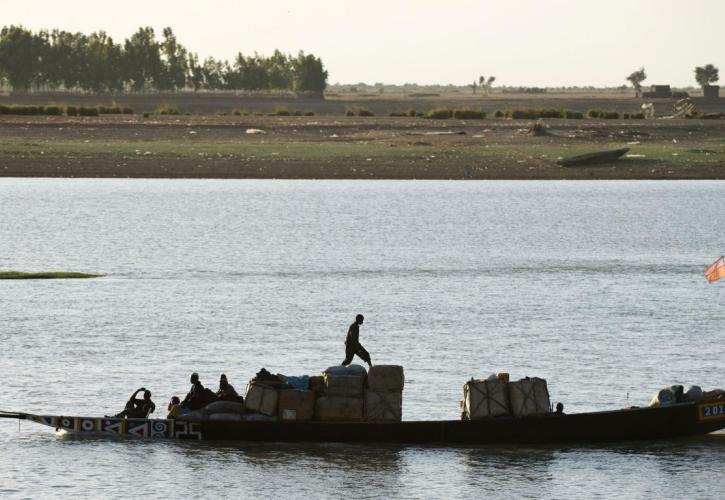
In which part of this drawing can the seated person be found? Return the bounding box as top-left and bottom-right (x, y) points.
(167, 396), (181, 419)
(182, 372), (217, 410)
(115, 388), (156, 419)
(554, 402), (565, 415)
(216, 374), (244, 404)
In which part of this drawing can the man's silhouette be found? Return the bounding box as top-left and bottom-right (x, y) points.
(342, 314), (372, 367)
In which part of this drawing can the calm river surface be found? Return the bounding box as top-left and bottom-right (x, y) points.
(1, 179), (725, 499)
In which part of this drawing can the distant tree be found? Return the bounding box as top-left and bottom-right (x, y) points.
(695, 64), (719, 88)
(158, 27), (188, 91)
(485, 76), (496, 94)
(122, 27), (161, 92)
(471, 79), (478, 94)
(266, 49), (292, 90)
(0, 25), (44, 90)
(187, 52), (204, 91)
(201, 57), (225, 90)
(291, 51), (328, 95)
(85, 31), (123, 92)
(626, 67), (647, 93)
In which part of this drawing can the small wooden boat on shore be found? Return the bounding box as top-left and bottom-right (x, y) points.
(557, 147), (630, 167)
(3, 399), (725, 445)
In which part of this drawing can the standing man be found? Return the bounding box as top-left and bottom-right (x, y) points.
(342, 314), (373, 368)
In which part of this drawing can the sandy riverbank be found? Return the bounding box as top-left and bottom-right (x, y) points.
(0, 113), (723, 179)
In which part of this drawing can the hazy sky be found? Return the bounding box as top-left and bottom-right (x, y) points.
(5, 0), (724, 87)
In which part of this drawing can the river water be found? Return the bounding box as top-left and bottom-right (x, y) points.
(1, 179), (724, 499)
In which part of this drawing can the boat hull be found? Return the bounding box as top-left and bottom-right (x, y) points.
(18, 400), (725, 445)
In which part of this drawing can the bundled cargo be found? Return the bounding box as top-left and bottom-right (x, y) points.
(245, 383), (280, 417)
(278, 389), (315, 421)
(365, 390), (402, 421)
(182, 401), (246, 422)
(462, 378), (510, 420)
(323, 364), (367, 398)
(314, 396), (364, 421)
(309, 375), (326, 396)
(367, 365), (405, 392)
(508, 377), (551, 417)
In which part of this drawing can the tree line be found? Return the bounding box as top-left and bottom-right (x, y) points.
(626, 65), (719, 92)
(0, 25), (328, 95)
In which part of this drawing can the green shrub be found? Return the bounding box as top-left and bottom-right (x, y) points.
(587, 109), (602, 118)
(79, 106), (99, 116)
(43, 105), (63, 116)
(407, 109), (417, 117)
(601, 111), (620, 119)
(630, 112), (645, 119)
(7, 105), (41, 115)
(253, 112), (265, 116)
(415, 111), (425, 117)
(539, 108), (565, 118)
(623, 112), (630, 119)
(506, 108), (537, 119)
(426, 107), (452, 119)
(156, 105), (179, 115)
(493, 110), (505, 118)
(216, 111), (228, 116)
(564, 110), (584, 119)
(453, 108), (486, 119)
(0, 104), (8, 114)
(389, 112), (407, 117)
(303, 111), (315, 116)
(98, 105), (122, 114)
(274, 106), (290, 116)
(143, 111), (151, 118)
(357, 107), (374, 116)
(121, 107), (134, 114)
(66, 105), (78, 116)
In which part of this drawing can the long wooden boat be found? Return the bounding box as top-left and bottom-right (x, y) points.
(557, 147), (630, 167)
(3, 399), (725, 444)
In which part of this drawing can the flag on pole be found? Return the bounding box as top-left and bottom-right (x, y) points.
(705, 256), (725, 283)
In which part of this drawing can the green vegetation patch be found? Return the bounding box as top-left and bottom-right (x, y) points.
(0, 271), (103, 279)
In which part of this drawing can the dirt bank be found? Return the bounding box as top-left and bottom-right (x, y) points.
(0, 114), (723, 179)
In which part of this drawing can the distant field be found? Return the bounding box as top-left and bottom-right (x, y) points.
(2, 91), (724, 116)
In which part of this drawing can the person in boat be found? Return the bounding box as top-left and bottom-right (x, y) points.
(181, 372), (216, 410)
(341, 314), (373, 368)
(555, 402), (565, 415)
(216, 374), (243, 403)
(167, 396), (181, 419)
(114, 388), (156, 419)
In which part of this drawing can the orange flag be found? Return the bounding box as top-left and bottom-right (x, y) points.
(705, 256), (725, 283)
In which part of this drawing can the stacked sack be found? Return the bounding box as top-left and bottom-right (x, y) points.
(245, 370), (316, 421)
(365, 365), (404, 421)
(462, 373), (551, 420)
(315, 365), (367, 421)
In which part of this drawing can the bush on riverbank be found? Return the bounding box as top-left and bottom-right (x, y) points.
(453, 108), (486, 119)
(588, 109), (620, 119)
(505, 107), (583, 119)
(345, 107), (374, 117)
(426, 108), (452, 119)
(156, 105), (180, 115)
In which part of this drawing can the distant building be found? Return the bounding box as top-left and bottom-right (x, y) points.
(703, 85), (720, 99)
(642, 85), (672, 98)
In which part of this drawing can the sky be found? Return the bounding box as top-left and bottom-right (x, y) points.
(4, 0), (724, 87)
